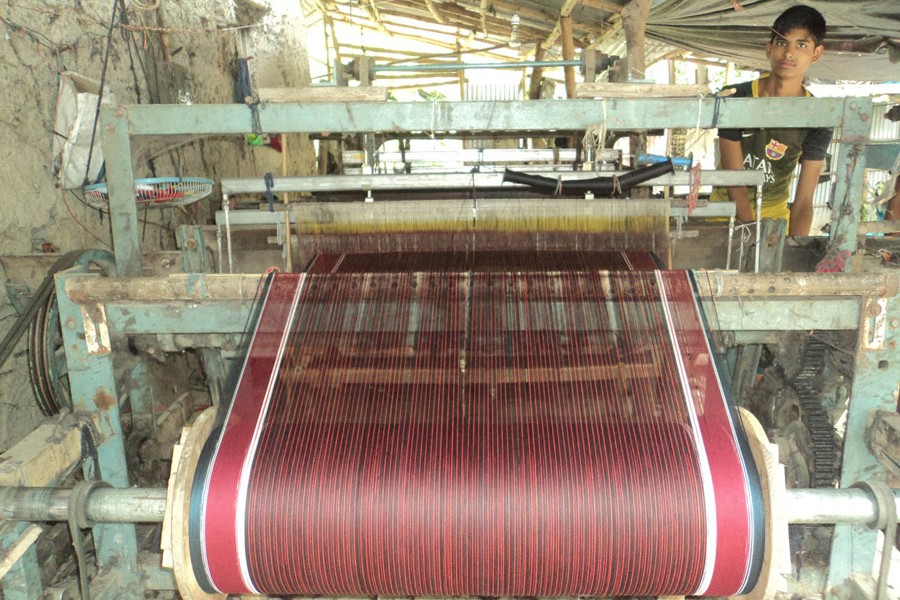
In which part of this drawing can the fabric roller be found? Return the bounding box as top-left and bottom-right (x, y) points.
(180, 252), (765, 598)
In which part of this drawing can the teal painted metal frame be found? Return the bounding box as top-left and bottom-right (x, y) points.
(92, 96), (887, 596)
(0, 523), (42, 600)
(54, 270), (142, 599)
(826, 294), (900, 599)
(55, 269), (900, 598)
(100, 97), (873, 276)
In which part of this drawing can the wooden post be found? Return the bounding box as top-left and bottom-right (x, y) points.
(612, 0), (652, 183)
(560, 16), (577, 99)
(456, 39), (466, 100)
(317, 140), (330, 176)
(528, 43), (546, 100)
(696, 63), (708, 87)
(617, 0), (652, 82)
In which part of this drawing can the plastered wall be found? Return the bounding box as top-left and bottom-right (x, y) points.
(0, 0), (315, 450)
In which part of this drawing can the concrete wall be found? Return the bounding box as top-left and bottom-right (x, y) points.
(0, 0), (315, 451)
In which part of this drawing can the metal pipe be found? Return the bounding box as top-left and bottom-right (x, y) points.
(0, 487), (167, 523)
(785, 488), (900, 526)
(0, 485), (897, 526)
(223, 192), (234, 274)
(219, 170), (765, 195)
(374, 59), (582, 73)
(726, 215), (735, 270)
(754, 184), (762, 274)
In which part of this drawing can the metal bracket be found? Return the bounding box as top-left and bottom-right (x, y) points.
(862, 297), (888, 351)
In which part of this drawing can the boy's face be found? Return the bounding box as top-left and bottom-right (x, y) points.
(766, 27), (823, 79)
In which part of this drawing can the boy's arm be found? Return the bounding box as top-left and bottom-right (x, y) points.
(719, 138), (755, 222)
(788, 159), (825, 236)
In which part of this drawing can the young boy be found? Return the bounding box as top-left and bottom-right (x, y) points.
(711, 5), (832, 236)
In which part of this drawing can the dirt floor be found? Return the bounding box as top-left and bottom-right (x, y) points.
(0, 0), (315, 452)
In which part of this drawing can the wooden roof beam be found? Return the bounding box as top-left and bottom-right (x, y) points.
(423, 0), (446, 25)
(381, 1), (554, 49)
(329, 13), (511, 60)
(479, 0), (489, 36)
(364, 0), (391, 35)
(579, 0), (624, 13)
(544, 0), (581, 47)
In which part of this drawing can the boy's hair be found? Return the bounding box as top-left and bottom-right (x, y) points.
(771, 5), (827, 46)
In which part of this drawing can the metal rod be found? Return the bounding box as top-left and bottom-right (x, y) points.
(754, 184), (762, 274)
(785, 488), (900, 526)
(374, 59), (582, 73)
(220, 170), (765, 196)
(0, 485), (897, 526)
(223, 192), (234, 274)
(726, 215), (735, 271)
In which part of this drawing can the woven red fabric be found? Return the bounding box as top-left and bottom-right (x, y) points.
(200, 267), (759, 597)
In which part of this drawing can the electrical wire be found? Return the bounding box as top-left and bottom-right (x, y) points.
(82, 0), (120, 187)
(60, 189), (112, 249)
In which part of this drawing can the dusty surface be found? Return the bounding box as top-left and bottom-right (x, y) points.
(0, 0), (314, 451)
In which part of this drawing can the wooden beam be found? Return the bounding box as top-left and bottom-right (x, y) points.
(379, 79), (461, 91)
(487, 0), (557, 25)
(575, 82), (711, 98)
(479, 0), (489, 35)
(424, 0), (446, 25)
(378, 43), (510, 63)
(289, 363), (660, 386)
(0, 525), (43, 581)
(325, 13), (342, 62)
(543, 0), (579, 48)
(528, 43), (546, 100)
(618, 0), (652, 81)
(579, 0), (624, 13)
(329, 11), (513, 61)
(381, 0), (564, 51)
(560, 0), (581, 17)
(365, 0), (390, 35)
(587, 15), (622, 48)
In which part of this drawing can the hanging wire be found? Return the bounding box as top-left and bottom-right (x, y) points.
(81, 0), (120, 186)
(60, 189), (112, 249)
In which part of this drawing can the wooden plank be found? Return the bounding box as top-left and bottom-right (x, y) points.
(259, 87), (387, 103)
(576, 82), (710, 98)
(0, 525), (43, 581)
(0, 414), (90, 487)
(858, 219), (900, 235)
(288, 363), (660, 386)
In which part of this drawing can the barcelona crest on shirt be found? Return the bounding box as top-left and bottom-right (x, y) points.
(765, 139), (788, 160)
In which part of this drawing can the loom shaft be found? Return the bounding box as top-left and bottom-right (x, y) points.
(0, 485), (896, 528)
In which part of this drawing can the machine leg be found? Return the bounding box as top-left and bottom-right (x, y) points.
(827, 293), (900, 598)
(177, 225), (211, 273)
(199, 347), (228, 406)
(54, 271), (142, 598)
